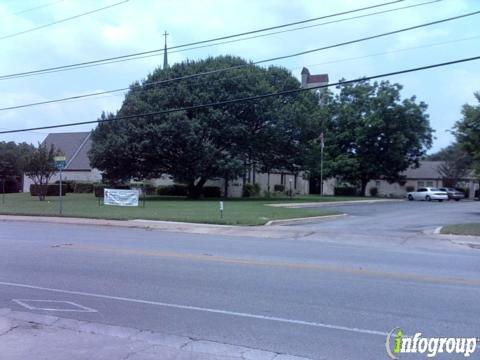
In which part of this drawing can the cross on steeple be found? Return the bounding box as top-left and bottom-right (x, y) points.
(163, 30), (169, 69)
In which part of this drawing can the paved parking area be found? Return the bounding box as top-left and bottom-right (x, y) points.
(284, 200), (480, 249)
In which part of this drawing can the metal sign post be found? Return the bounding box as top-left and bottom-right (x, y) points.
(219, 201), (224, 219)
(319, 132), (325, 197)
(1, 177), (5, 205)
(54, 156), (67, 215)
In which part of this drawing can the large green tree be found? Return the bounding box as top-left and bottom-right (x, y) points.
(24, 143), (59, 200)
(89, 56), (321, 197)
(454, 92), (480, 177)
(0, 141), (34, 193)
(427, 142), (473, 187)
(317, 80), (433, 195)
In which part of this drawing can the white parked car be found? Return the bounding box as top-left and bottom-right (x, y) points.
(407, 187), (448, 202)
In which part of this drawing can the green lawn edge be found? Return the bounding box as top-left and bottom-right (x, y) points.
(0, 193), (353, 226)
(440, 223), (480, 236)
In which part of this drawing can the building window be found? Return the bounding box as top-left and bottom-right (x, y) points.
(375, 180), (381, 188)
(294, 174), (297, 189)
(281, 173), (285, 185)
(426, 181), (434, 187)
(417, 181), (424, 188)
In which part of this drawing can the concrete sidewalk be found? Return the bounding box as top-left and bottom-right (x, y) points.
(0, 215), (321, 239)
(0, 308), (311, 360)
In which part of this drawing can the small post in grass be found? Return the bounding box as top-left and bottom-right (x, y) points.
(1, 177), (5, 205)
(54, 156), (67, 215)
(219, 201), (224, 219)
(289, 178), (293, 200)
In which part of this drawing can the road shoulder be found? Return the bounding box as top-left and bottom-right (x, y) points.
(0, 308), (310, 360)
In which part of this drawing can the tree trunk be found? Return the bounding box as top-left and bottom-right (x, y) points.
(267, 172), (271, 198)
(187, 177), (208, 199)
(360, 179), (369, 197)
(224, 175), (229, 198)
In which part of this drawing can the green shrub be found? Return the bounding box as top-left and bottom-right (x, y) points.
(242, 183), (261, 197)
(369, 187), (378, 197)
(202, 186), (221, 198)
(144, 184), (156, 195)
(73, 182), (94, 193)
(0, 178), (20, 193)
(157, 184), (188, 196)
(54, 180), (75, 193)
(273, 184), (285, 192)
(334, 186), (357, 196)
(30, 184), (66, 197)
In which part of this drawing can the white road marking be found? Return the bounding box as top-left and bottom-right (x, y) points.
(1, 281), (386, 336)
(12, 299), (97, 313)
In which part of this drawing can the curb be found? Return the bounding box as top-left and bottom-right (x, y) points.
(0, 215), (316, 240)
(425, 226), (480, 250)
(265, 214), (347, 226)
(0, 308), (312, 360)
(0, 214), (342, 237)
(266, 199), (402, 208)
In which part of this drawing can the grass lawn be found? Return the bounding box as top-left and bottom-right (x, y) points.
(440, 223), (480, 236)
(0, 193), (359, 226)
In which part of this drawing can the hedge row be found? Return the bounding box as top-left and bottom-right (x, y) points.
(30, 184), (66, 197)
(334, 186), (358, 196)
(156, 185), (221, 198)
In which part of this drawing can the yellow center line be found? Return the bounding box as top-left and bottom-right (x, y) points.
(63, 244), (480, 287)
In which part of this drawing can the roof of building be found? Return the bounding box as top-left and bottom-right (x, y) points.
(43, 132), (92, 171)
(307, 74), (329, 84)
(403, 161), (443, 179)
(301, 67), (329, 87)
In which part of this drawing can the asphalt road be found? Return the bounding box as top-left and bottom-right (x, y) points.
(0, 200), (479, 359)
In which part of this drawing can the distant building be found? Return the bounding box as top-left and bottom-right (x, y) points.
(300, 67), (329, 89)
(359, 161), (478, 198)
(22, 132), (309, 197)
(22, 132), (102, 192)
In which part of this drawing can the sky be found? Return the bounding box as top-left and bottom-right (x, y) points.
(0, 0), (479, 153)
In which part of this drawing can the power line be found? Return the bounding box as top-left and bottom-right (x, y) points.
(0, 0), (441, 80)
(0, 0), (441, 81)
(1, 55), (479, 135)
(298, 34), (480, 70)
(0, 0), (405, 79)
(0, 0), (130, 41)
(9, 0), (64, 17)
(7, 32), (479, 112)
(1, 9), (478, 112)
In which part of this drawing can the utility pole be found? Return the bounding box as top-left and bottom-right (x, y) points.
(1, 177), (5, 205)
(320, 132), (324, 196)
(163, 30), (169, 69)
(54, 156), (66, 215)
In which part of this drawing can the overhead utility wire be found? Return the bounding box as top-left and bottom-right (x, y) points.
(0, 0), (130, 41)
(9, 0), (64, 16)
(1, 55), (479, 134)
(0, 0), (404, 79)
(0, 9), (477, 112)
(0, 0), (441, 80)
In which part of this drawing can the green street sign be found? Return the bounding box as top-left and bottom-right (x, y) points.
(54, 156), (67, 170)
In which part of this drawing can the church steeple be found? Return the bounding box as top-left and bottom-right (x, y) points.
(163, 30), (169, 69)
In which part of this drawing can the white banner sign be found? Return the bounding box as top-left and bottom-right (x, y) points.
(104, 189), (140, 207)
